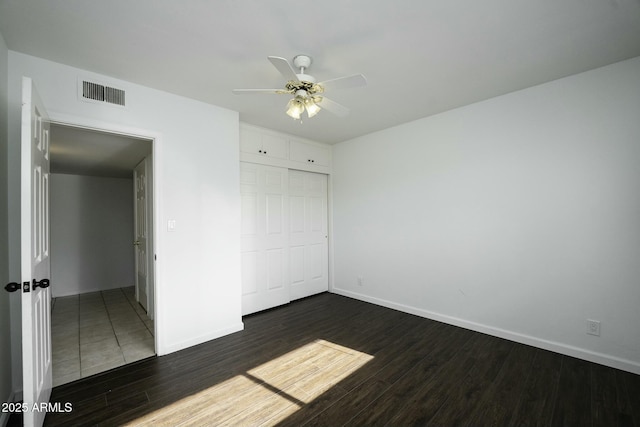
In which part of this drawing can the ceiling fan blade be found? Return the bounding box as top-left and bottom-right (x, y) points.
(315, 96), (350, 117)
(318, 74), (367, 91)
(268, 56), (299, 82)
(232, 88), (290, 95)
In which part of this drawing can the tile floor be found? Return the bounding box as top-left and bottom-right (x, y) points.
(51, 286), (155, 387)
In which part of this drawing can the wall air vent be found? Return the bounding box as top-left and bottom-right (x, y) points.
(79, 79), (126, 107)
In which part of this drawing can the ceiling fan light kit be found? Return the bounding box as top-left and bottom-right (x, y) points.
(304, 97), (321, 118)
(286, 97), (304, 119)
(233, 54), (367, 120)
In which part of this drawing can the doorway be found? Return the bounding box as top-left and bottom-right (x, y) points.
(48, 123), (156, 386)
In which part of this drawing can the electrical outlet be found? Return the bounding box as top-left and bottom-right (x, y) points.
(357, 276), (364, 286)
(587, 319), (601, 336)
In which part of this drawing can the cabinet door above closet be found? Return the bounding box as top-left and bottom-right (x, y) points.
(240, 126), (288, 160)
(239, 123), (332, 173)
(289, 139), (330, 167)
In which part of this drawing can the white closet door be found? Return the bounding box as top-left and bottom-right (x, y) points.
(289, 170), (328, 300)
(240, 163), (289, 315)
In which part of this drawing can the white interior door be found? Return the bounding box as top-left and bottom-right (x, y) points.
(134, 158), (149, 312)
(289, 170), (328, 300)
(21, 76), (52, 427)
(240, 163), (289, 315)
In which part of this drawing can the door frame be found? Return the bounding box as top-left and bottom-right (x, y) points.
(47, 111), (161, 348)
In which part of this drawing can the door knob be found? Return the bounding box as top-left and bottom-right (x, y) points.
(33, 278), (50, 290)
(4, 282), (20, 293)
(4, 280), (47, 293)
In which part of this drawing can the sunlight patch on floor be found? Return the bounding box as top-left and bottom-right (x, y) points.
(125, 339), (373, 426)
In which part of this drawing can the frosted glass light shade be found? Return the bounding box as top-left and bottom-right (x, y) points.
(286, 98), (304, 119)
(305, 98), (321, 118)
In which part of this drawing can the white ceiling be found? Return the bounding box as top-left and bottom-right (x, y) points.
(2, 0), (640, 145)
(50, 125), (151, 179)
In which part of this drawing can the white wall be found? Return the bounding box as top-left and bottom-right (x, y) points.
(0, 30), (15, 420)
(7, 51), (243, 388)
(50, 174), (135, 297)
(332, 56), (640, 374)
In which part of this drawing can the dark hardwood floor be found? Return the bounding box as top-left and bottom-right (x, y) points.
(31, 293), (640, 426)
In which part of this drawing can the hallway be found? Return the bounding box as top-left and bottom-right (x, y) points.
(51, 287), (155, 386)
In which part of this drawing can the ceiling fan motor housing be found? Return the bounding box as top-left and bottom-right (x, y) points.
(293, 54), (312, 69)
(285, 80), (322, 95)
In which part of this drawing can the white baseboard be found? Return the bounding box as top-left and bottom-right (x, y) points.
(156, 322), (244, 356)
(332, 287), (640, 375)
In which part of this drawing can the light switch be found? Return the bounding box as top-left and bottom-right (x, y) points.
(167, 220), (177, 232)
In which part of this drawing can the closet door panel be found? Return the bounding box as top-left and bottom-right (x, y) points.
(241, 251), (259, 296)
(265, 194), (284, 236)
(240, 163), (289, 315)
(266, 248), (285, 290)
(289, 246), (305, 286)
(307, 243), (324, 280)
(289, 196), (306, 236)
(289, 170), (328, 300)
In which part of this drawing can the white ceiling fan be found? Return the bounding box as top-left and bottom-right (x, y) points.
(233, 55), (367, 120)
